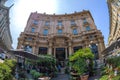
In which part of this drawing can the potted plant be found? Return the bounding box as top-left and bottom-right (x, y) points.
(69, 48), (94, 80)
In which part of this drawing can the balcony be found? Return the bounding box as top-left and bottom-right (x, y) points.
(83, 21), (89, 26)
(82, 29), (98, 35)
(102, 40), (120, 57)
(38, 37), (48, 43)
(56, 33), (65, 36)
(56, 24), (64, 29)
(48, 33), (70, 39)
(70, 24), (78, 29)
(22, 32), (39, 36)
(43, 25), (50, 29)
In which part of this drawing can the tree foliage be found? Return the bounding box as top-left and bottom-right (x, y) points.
(69, 48), (94, 75)
(69, 48), (94, 61)
(0, 59), (16, 80)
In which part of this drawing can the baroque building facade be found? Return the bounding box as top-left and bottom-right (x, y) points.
(102, 0), (120, 57)
(17, 10), (105, 61)
(0, 0), (13, 50)
(108, 0), (120, 45)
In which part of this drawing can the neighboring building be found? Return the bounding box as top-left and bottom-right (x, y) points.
(0, 0), (13, 50)
(102, 0), (120, 57)
(108, 0), (120, 45)
(17, 10), (105, 61)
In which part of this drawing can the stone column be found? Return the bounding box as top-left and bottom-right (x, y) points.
(69, 42), (72, 56)
(54, 47), (56, 57)
(48, 42), (52, 55)
(98, 42), (103, 59)
(32, 46), (36, 54)
(65, 47), (67, 59)
(36, 47), (39, 55)
(48, 47), (52, 55)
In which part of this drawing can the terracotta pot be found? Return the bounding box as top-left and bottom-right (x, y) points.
(80, 75), (89, 80)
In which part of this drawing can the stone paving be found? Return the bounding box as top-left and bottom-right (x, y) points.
(89, 76), (100, 80)
(0, 59), (4, 63)
(51, 67), (70, 80)
(52, 73), (101, 80)
(51, 74), (69, 80)
(51, 67), (101, 80)
(88, 68), (101, 80)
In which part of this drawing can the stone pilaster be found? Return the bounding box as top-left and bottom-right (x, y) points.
(32, 46), (36, 54)
(65, 47), (67, 59)
(48, 42), (52, 55)
(54, 47), (56, 57)
(68, 41), (72, 56)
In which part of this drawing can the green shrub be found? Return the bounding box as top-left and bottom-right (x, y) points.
(4, 59), (16, 68)
(100, 56), (120, 80)
(33, 72), (41, 79)
(112, 75), (120, 80)
(30, 70), (36, 75)
(69, 48), (94, 75)
(100, 75), (108, 80)
(30, 70), (43, 79)
(0, 59), (16, 80)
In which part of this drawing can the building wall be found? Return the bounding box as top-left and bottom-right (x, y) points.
(17, 10), (105, 59)
(0, 0), (13, 50)
(108, 0), (120, 45)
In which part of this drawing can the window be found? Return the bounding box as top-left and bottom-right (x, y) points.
(86, 26), (91, 31)
(73, 46), (82, 52)
(71, 20), (76, 26)
(27, 37), (32, 41)
(33, 20), (38, 25)
(89, 35), (93, 40)
(39, 47), (48, 54)
(83, 18), (87, 23)
(24, 45), (32, 52)
(43, 29), (48, 36)
(31, 28), (35, 32)
(58, 21), (62, 26)
(73, 29), (78, 35)
(58, 29), (62, 34)
(45, 21), (50, 26)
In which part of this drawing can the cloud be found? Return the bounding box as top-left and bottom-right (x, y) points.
(9, 0), (58, 49)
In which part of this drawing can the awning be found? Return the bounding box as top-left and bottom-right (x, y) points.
(102, 40), (120, 57)
(9, 49), (39, 60)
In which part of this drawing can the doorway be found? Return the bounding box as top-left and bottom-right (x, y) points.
(56, 48), (65, 67)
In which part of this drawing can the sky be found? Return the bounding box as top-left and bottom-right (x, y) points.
(6, 0), (109, 49)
